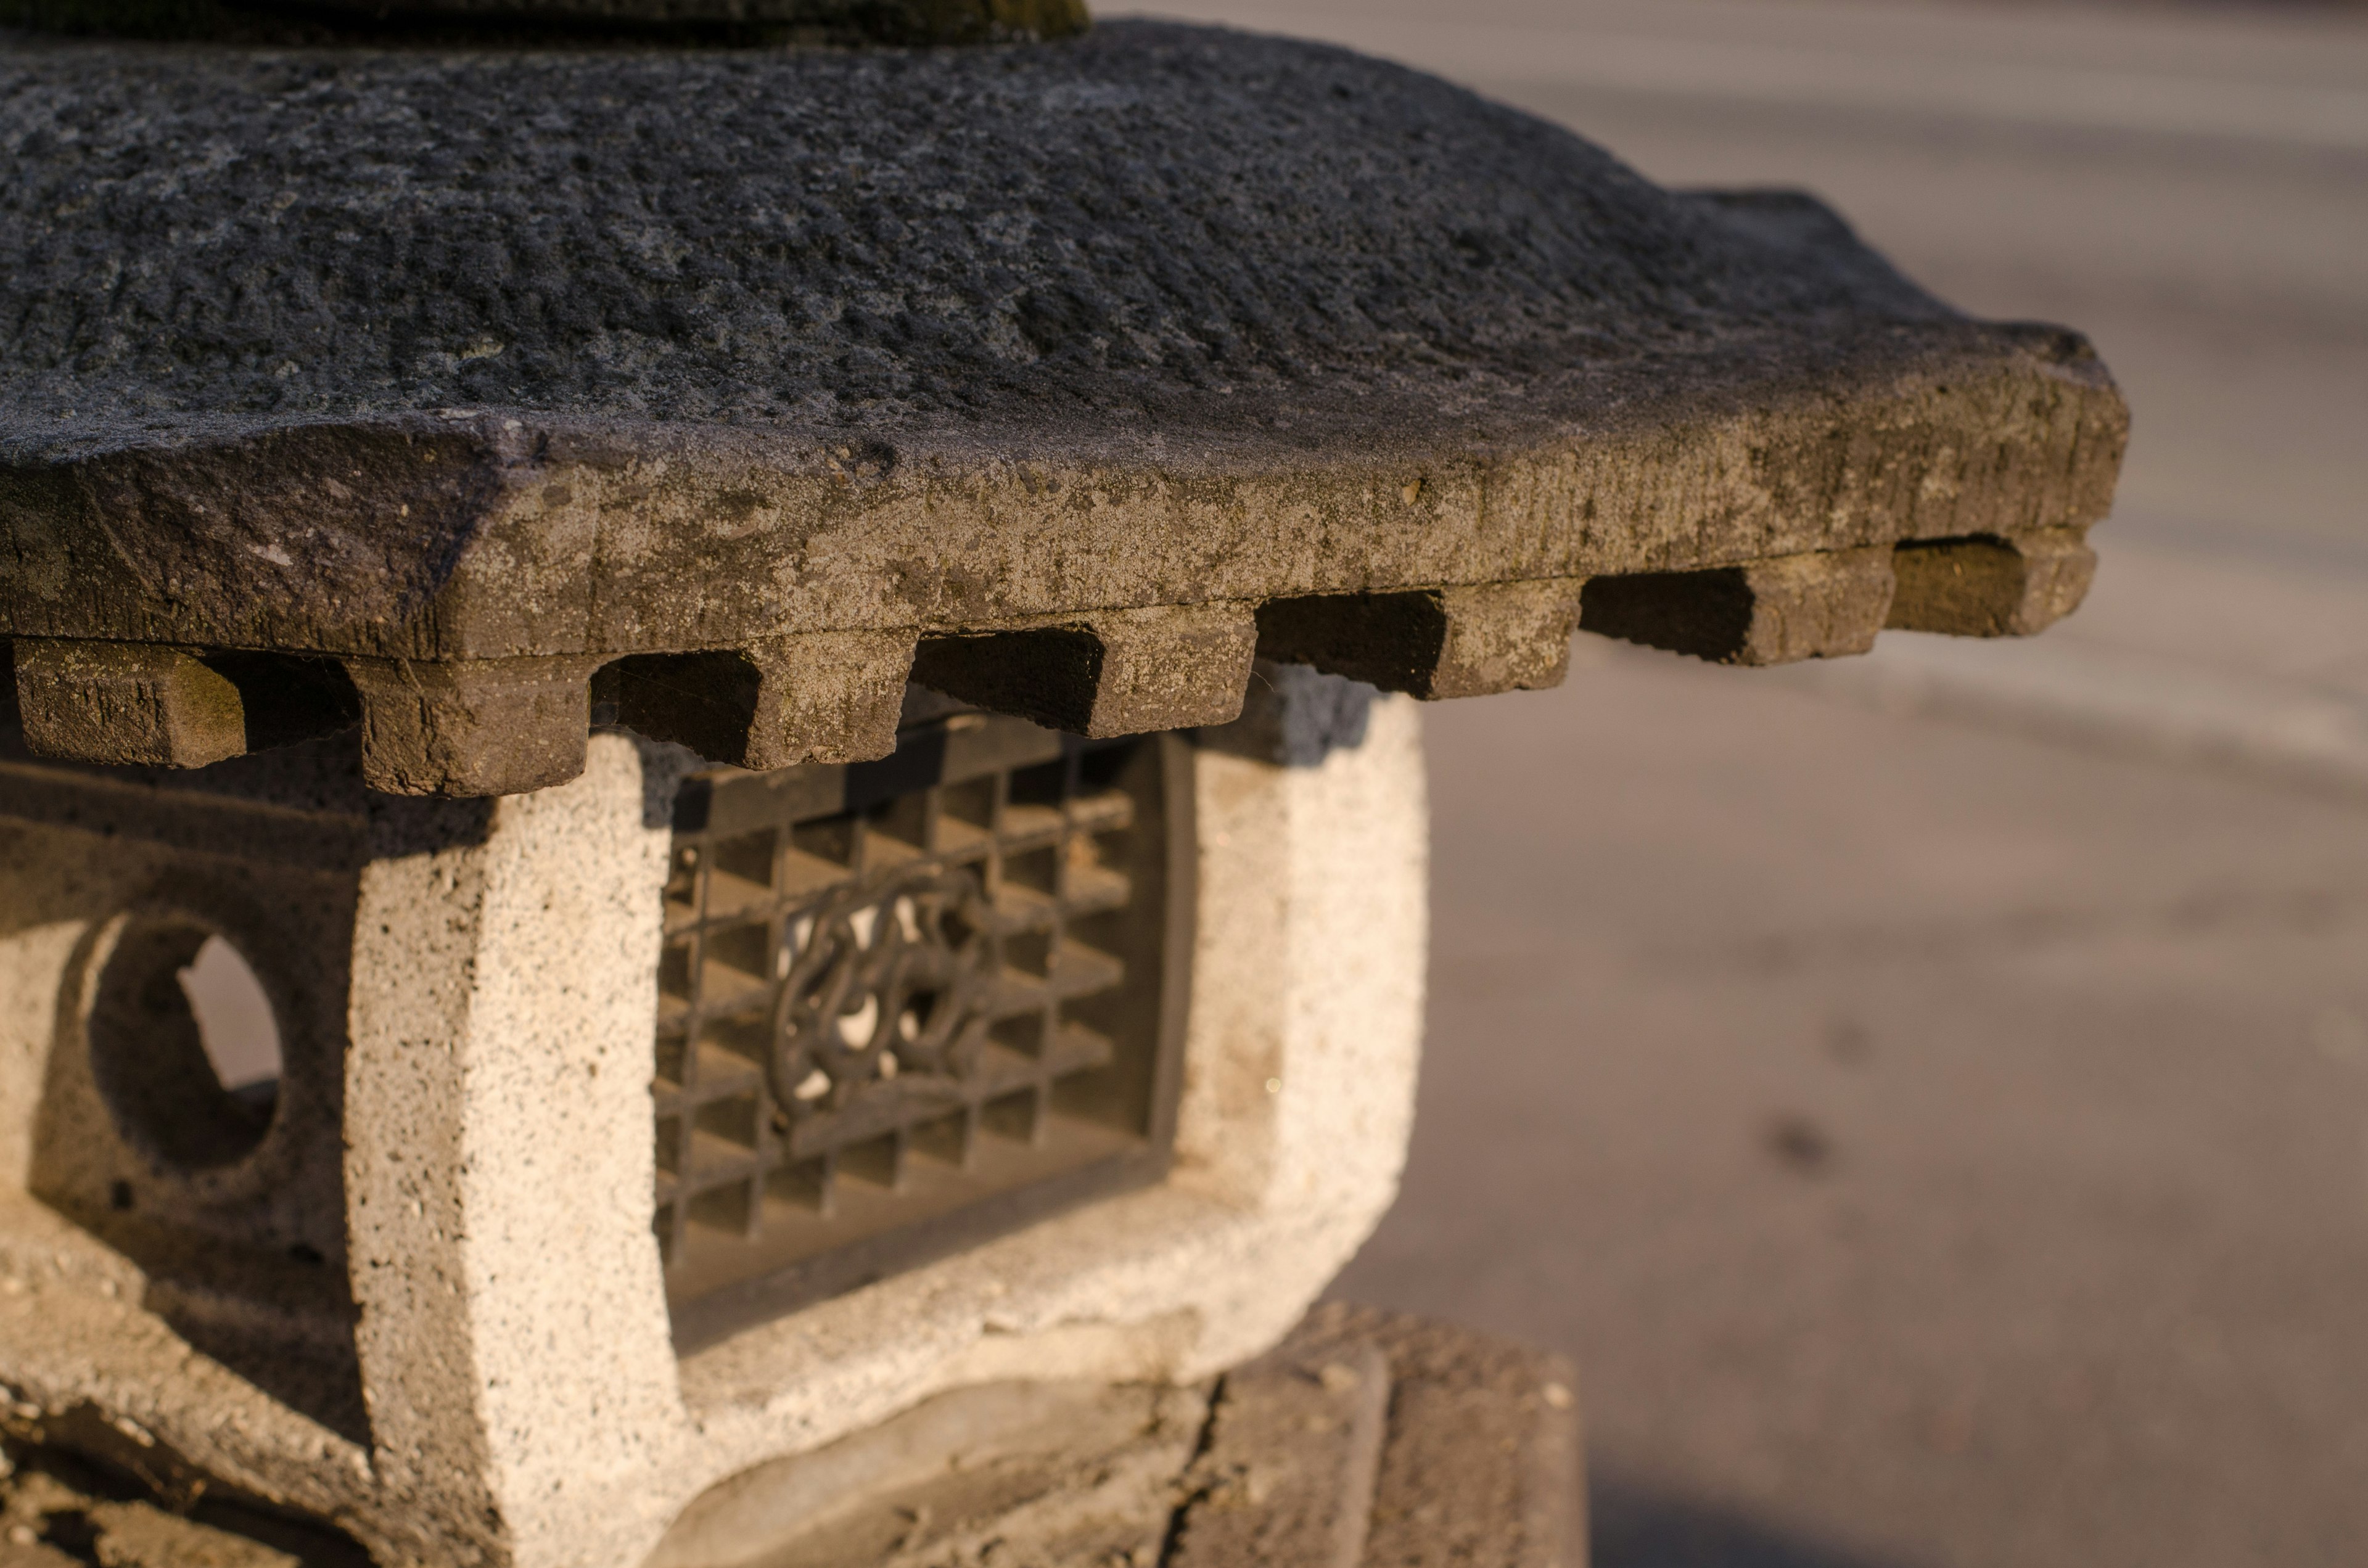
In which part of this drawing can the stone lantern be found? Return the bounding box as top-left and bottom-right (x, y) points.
(0, 4), (2124, 1564)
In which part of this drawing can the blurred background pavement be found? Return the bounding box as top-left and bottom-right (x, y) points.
(1105, 4), (2368, 1564)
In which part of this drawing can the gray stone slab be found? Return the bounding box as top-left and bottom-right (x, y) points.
(0, 1307), (1576, 1566)
(0, 22), (2125, 791)
(646, 1302), (1579, 1566)
(1286, 1304), (1581, 1568)
(1167, 1335), (1391, 1568)
(1162, 1303), (1581, 1567)
(646, 1380), (1210, 1568)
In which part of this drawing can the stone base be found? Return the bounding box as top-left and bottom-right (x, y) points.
(1166, 1305), (1582, 1568)
(0, 1307), (1580, 1568)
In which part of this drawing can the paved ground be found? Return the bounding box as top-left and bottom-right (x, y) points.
(1350, 653), (2368, 1568)
(1107, 3), (2368, 1564)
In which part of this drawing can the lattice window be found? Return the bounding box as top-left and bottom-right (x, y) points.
(653, 714), (1188, 1350)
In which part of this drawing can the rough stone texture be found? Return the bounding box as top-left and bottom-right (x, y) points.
(0, 1440), (371, 1566)
(343, 655), (606, 796)
(911, 602), (1260, 739)
(1578, 546), (1897, 667)
(337, 736), (686, 1568)
(0, 730), (372, 1456)
(0, 0), (1088, 47)
(0, 22), (2124, 790)
(10, 641), (249, 768)
(1317, 1308), (1581, 1568)
(601, 631), (918, 778)
(1887, 526), (2099, 639)
(1166, 1335), (1390, 1568)
(646, 1379), (1208, 1568)
(0, 686), (1427, 1567)
(0, 1307), (1573, 1567)
(1257, 582), (1582, 702)
(643, 1303), (1577, 1568)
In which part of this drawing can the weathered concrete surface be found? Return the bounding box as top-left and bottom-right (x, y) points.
(1886, 528), (2097, 641)
(1579, 545), (1900, 668)
(10, 641), (250, 769)
(0, 1437), (373, 1567)
(0, 21), (2123, 789)
(652, 1303), (1580, 1568)
(646, 1379), (1209, 1568)
(0, 1306), (1575, 1567)
(1174, 1304), (1581, 1568)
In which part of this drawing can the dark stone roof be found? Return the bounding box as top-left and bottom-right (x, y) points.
(2, 22), (1963, 456)
(0, 0), (1086, 46)
(0, 22), (2125, 792)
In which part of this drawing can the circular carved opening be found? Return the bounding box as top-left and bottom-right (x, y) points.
(88, 917), (284, 1173)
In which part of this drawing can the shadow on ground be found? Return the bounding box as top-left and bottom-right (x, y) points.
(1593, 1469), (1910, 1568)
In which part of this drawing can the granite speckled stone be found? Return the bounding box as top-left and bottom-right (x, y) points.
(0, 21), (2126, 791)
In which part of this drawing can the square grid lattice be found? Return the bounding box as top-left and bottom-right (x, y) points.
(654, 716), (1185, 1348)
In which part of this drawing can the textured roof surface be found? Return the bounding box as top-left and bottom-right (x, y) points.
(0, 0), (1087, 45)
(0, 22), (2126, 792)
(1, 23), (1967, 452)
